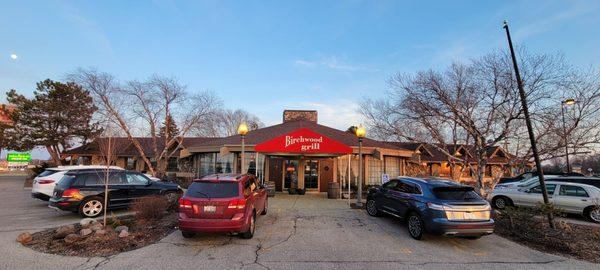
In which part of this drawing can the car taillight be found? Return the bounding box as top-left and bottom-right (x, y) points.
(62, 188), (83, 199)
(37, 179), (55, 184)
(228, 198), (246, 210)
(179, 198), (192, 209)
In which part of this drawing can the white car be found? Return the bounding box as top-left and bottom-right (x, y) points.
(31, 165), (124, 201)
(491, 181), (600, 223)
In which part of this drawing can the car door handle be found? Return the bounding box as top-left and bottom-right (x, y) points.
(581, 199), (587, 202)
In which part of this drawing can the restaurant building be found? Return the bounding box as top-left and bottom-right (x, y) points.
(64, 110), (519, 192)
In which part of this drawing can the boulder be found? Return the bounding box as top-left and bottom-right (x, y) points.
(53, 225), (76, 239)
(80, 228), (93, 237)
(64, 234), (80, 244)
(118, 230), (130, 238)
(114, 225), (129, 233)
(80, 218), (98, 227)
(16, 232), (32, 244)
(89, 223), (104, 232)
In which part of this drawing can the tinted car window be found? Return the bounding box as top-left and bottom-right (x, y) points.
(125, 173), (149, 185)
(559, 185), (589, 197)
(80, 173), (103, 186)
(57, 175), (76, 189)
(530, 184), (557, 194)
(382, 180), (398, 189)
(187, 181), (239, 198)
(396, 181), (420, 194)
(37, 169), (59, 177)
(432, 186), (480, 200)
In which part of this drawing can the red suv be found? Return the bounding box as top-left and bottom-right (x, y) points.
(178, 174), (268, 239)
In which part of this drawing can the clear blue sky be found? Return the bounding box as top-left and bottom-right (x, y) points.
(1, 0), (599, 131)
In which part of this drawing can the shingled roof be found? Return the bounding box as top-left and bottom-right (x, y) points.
(64, 137), (215, 157)
(187, 120), (406, 150)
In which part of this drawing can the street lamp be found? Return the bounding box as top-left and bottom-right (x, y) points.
(561, 98), (576, 173)
(354, 124), (366, 208)
(238, 123), (249, 174)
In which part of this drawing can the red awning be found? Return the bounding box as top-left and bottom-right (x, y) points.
(254, 128), (352, 154)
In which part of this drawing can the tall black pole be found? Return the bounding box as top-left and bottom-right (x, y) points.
(560, 103), (571, 173)
(503, 21), (555, 229)
(356, 138), (363, 208)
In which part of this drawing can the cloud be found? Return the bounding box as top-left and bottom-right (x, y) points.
(287, 99), (364, 130)
(293, 56), (378, 72)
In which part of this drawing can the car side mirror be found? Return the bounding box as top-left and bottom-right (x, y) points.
(146, 180), (152, 186)
(524, 189), (531, 193)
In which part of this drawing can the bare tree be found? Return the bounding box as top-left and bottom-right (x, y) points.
(193, 109), (263, 137)
(68, 68), (220, 177)
(361, 50), (568, 193)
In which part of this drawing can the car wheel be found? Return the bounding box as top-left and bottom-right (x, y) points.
(407, 212), (424, 240)
(492, 196), (511, 210)
(366, 199), (381, 217)
(241, 212), (256, 239)
(261, 199), (268, 215)
(78, 197), (104, 218)
(585, 206), (600, 223)
(181, 231), (195, 238)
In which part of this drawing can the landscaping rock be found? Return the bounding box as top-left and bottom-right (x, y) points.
(16, 232), (32, 244)
(89, 223), (104, 232)
(64, 234), (80, 244)
(95, 229), (107, 236)
(114, 225), (128, 233)
(80, 228), (93, 237)
(53, 225), (76, 239)
(118, 230), (130, 238)
(80, 218), (98, 227)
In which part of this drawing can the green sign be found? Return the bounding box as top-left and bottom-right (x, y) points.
(7, 153), (31, 163)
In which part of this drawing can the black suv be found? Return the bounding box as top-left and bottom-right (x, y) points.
(49, 169), (182, 217)
(366, 177), (494, 240)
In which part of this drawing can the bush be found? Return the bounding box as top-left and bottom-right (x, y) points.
(130, 196), (169, 222)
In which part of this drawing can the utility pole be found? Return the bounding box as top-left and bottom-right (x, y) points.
(503, 21), (555, 229)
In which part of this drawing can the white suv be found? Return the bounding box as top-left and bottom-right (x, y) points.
(31, 165), (124, 201)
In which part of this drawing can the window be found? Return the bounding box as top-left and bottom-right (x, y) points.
(559, 185), (589, 197)
(529, 184), (557, 194)
(126, 157), (136, 170)
(432, 186), (480, 200)
(382, 180), (398, 190)
(396, 181), (420, 194)
(108, 173), (127, 185)
(125, 173), (149, 185)
(186, 181), (239, 198)
(368, 156), (383, 185)
(37, 169), (59, 177)
(80, 173), (103, 186)
(384, 156), (400, 178)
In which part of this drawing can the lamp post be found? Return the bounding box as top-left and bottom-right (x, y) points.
(238, 123), (249, 174)
(354, 125), (366, 208)
(561, 98), (576, 173)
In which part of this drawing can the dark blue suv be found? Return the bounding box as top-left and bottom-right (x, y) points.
(366, 177), (494, 240)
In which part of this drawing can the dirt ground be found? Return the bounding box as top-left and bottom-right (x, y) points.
(24, 213), (177, 257)
(494, 212), (600, 263)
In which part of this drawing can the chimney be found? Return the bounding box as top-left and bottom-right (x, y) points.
(283, 110), (318, 123)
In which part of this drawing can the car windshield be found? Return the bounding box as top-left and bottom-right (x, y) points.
(187, 181), (239, 199)
(432, 186), (481, 201)
(37, 169), (59, 177)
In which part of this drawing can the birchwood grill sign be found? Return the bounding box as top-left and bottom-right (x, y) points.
(255, 128), (352, 154)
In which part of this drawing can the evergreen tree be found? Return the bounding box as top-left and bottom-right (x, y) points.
(158, 114), (180, 139)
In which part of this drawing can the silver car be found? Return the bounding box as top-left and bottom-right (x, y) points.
(491, 181), (600, 223)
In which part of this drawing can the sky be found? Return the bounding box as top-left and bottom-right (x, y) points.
(1, 0), (599, 158)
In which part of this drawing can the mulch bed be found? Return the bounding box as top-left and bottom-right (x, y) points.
(23, 213), (178, 257)
(494, 212), (600, 263)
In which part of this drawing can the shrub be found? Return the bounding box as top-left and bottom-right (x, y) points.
(131, 196), (169, 222)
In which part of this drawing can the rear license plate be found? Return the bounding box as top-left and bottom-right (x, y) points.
(464, 212), (475, 219)
(203, 205), (216, 213)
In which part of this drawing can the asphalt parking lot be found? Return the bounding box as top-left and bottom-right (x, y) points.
(0, 175), (597, 270)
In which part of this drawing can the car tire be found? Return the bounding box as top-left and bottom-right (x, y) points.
(366, 199), (381, 217)
(407, 212), (424, 240)
(585, 206), (600, 223)
(181, 231), (195, 238)
(492, 196), (512, 210)
(78, 196), (104, 218)
(241, 212), (256, 239)
(261, 199), (268, 216)
(462, 236), (482, 240)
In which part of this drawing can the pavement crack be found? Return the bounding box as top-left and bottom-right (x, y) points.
(263, 216), (299, 250)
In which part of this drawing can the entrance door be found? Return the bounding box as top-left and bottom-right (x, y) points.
(268, 158), (283, 191)
(284, 160), (299, 190)
(304, 160), (319, 189)
(319, 159), (334, 192)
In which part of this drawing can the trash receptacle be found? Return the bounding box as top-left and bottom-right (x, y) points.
(327, 182), (340, 199)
